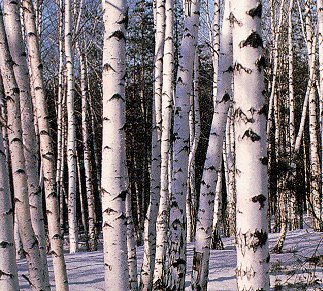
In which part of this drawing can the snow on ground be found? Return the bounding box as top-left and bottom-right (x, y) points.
(18, 229), (322, 290)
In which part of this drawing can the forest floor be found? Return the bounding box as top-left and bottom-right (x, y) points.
(18, 227), (323, 290)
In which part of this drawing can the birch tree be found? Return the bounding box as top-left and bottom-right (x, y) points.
(231, 0), (270, 289)
(22, 0), (69, 288)
(318, 2), (323, 222)
(0, 81), (19, 291)
(211, 170), (224, 250)
(152, 0), (174, 288)
(187, 50), (201, 242)
(78, 45), (97, 250)
(65, 0), (78, 253)
(126, 186), (138, 290)
(140, 1), (165, 289)
(56, 0), (65, 233)
(287, 0), (298, 231)
(101, 0), (129, 288)
(0, 6), (48, 290)
(304, 3), (322, 232)
(191, 1), (232, 288)
(167, 0), (201, 288)
(3, 0), (49, 282)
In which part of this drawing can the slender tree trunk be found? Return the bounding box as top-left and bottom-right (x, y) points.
(78, 46), (97, 250)
(0, 7), (48, 290)
(305, 4), (322, 231)
(318, 0), (323, 204)
(152, 0), (173, 288)
(4, 0), (49, 284)
(22, 0), (69, 288)
(211, 170), (224, 250)
(267, 1), (285, 224)
(126, 186), (138, 290)
(14, 207), (24, 260)
(191, 1), (232, 288)
(0, 82), (19, 291)
(101, 1), (129, 289)
(267, 0), (286, 139)
(77, 153), (88, 249)
(187, 50), (201, 242)
(167, 1), (201, 288)
(287, 0), (299, 231)
(56, 0), (65, 233)
(231, 0), (270, 289)
(65, 0), (78, 254)
(223, 112), (236, 237)
(308, 72), (322, 231)
(60, 116), (66, 233)
(186, 81), (194, 243)
(140, 1), (165, 289)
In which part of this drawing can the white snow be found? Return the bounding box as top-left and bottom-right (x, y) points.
(17, 228), (322, 290)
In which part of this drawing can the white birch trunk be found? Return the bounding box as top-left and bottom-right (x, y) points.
(167, 1), (201, 288)
(211, 170), (224, 250)
(287, 0), (299, 231)
(317, 0), (323, 232)
(77, 154), (88, 248)
(223, 112), (236, 237)
(186, 81), (194, 243)
(152, 0), (174, 288)
(304, 4), (322, 231)
(3, 0), (49, 284)
(308, 70), (322, 231)
(0, 90), (19, 290)
(65, 0), (78, 254)
(140, 1), (165, 289)
(191, 1), (232, 288)
(56, 0), (65, 232)
(0, 7), (48, 290)
(78, 45), (97, 250)
(231, 1), (270, 289)
(21, 0), (69, 288)
(187, 50), (201, 243)
(14, 210), (24, 260)
(266, 0), (285, 139)
(316, 0), (323, 219)
(101, 1), (129, 288)
(60, 117), (66, 232)
(126, 187), (138, 290)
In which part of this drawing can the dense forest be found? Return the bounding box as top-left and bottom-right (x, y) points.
(0, 0), (322, 290)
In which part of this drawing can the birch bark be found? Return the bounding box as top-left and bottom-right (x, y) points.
(0, 79), (19, 291)
(211, 170), (224, 250)
(167, 1), (201, 288)
(287, 0), (299, 231)
(126, 186), (138, 290)
(231, 0), (270, 289)
(317, 0), (323, 231)
(65, 0), (78, 254)
(0, 6), (48, 290)
(3, 0), (49, 283)
(56, 0), (65, 232)
(140, 1), (165, 289)
(191, 1), (232, 288)
(78, 45), (97, 250)
(187, 50), (201, 242)
(305, 3), (322, 231)
(152, 0), (174, 288)
(21, 0), (69, 288)
(101, 0), (129, 288)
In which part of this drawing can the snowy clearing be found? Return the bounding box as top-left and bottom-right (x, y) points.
(17, 229), (322, 290)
